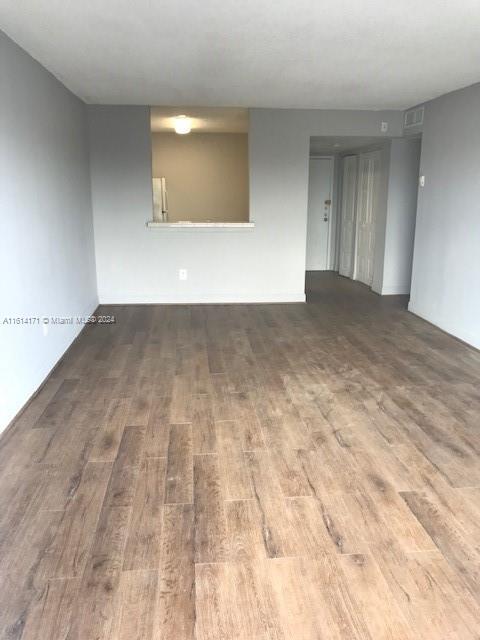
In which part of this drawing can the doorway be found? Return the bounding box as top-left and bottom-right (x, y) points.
(306, 156), (334, 271)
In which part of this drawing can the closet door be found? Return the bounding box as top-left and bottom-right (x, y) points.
(339, 155), (358, 278)
(355, 151), (380, 286)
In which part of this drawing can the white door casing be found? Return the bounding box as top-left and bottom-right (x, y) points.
(354, 151), (380, 286)
(306, 157), (333, 271)
(339, 155), (358, 278)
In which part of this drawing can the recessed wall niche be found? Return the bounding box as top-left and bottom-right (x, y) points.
(150, 107), (249, 223)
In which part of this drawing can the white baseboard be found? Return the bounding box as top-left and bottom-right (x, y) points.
(98, 292), (306, 304)
(381, 284), (411, 295)
(0, 296), (99, 436)
(408, 302), (480, 350)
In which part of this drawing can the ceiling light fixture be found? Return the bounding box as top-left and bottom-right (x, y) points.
(174, 115), (191, 134)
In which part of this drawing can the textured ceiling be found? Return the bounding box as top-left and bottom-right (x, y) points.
(1, 0), (480, 109)
(151, 107), (248, 133)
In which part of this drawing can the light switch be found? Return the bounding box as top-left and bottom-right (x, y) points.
(381, 122), (388, 133)
(419, 175), (425, 187)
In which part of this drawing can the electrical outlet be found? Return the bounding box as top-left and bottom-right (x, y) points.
(179, 268), (187, 281)
(381, 121), (388, 133)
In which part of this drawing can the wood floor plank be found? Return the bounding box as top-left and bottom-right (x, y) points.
(33, 379), (80, 429)
(284, 495), (340, 557)
(0, 506), (62, 580)
(114, 569), (160, 640)
(269, 448), (312, 497)
(157, 504), (195, 640)
(125, 377), (154, 426)
(267, 555), (371, 640)
(165, 423), (193, 504)
(145, 396), (172, 458)
(2, 273), (480, 639)
(400, 490), (480, 596)
(226, 499), (267, 562)
(89, 397), (131, 462)
(195, 561), (282, 640)
(123, 457), (166, 571)
(194, 454), (228, 563)
(244, 450), (296, 558)
(88, 504), (132, 575)
(216, 420), (253, 500)
(69, 568), (121, 640)
(338, 553), (415, 639)
(192, 393), (217, 454)
(169, 374), (193, 423)
(47, 461), (113, 578)
(228, 391), (265, 449)
(103, 425), (146, 507)
(20, 578), (79, 640)
(210, 373), (235, 421)
(372, 542), (480, 639)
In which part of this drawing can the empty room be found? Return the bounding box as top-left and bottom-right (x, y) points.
(1, 2), (480, 639)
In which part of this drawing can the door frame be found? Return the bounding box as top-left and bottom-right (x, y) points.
(352, 149), (381, 285)
(338, 154), (358, 279)
(307, 155), (335, 271)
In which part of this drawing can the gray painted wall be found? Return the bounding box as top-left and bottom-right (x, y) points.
(0, 32), (98, 432)
(409, 83), (480, 348)
(88, 106), (402, 304)
(382, 138), (421, 295)
(370, 142), (392, 295)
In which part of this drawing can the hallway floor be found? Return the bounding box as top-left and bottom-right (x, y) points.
(1, 273), (480, 639)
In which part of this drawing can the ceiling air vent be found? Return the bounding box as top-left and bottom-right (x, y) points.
(404, 106), (424, 128)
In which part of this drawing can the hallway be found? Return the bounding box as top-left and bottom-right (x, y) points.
(1, 273), (480, 639)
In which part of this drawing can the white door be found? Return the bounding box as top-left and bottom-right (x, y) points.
(354, 151), (380, 286)
(339, 155), (358, 278)
(306, 157), (333, 271)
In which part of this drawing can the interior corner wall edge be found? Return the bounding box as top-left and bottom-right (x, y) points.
(370, 141), (392, 294)
(379, 138), (421, 295)
(409, 82), (480, 350)
(0, 31), (98, 434)
(88, 105), (403, 305)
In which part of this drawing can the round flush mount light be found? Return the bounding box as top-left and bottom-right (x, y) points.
(174, 115), (191, 134)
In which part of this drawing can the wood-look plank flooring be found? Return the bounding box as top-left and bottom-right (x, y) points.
(1, 272), (480, 639)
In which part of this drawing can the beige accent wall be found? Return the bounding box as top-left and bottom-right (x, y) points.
(151, 132), (249, 222)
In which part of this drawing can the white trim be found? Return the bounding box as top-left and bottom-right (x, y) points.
(338, 154), (358, 278)
(327, 156), (335, 270)
(380, 284), (410, 295)
(98, 292), (306, 304)
(0, 297), (99, 434)
(408, 303), (480, 350)
(146, 221), (254, 229)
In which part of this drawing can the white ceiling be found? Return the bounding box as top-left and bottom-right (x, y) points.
(151, 107), (248, 133)
(1, 1), (480, 109)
